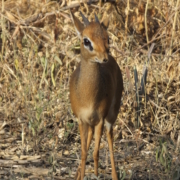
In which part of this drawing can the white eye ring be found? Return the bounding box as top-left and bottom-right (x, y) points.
(83, 37), (93, 51)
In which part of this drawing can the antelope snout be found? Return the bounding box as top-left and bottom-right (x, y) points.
(95, 53), (108, 63)
(103, 58), (108, 63)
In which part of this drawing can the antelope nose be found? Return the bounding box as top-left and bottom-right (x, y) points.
(103, 58), (108, 63)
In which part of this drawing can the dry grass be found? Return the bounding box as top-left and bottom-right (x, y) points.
(0, 0), (180, 179)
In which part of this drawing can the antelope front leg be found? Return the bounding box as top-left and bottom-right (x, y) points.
(106, 125), (118, 180)
(87, 126), (93, 150)
(75, 122), (89, 180)
(93, 120), (104, 177)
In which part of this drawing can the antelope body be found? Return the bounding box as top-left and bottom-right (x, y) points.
(69, 11), (123, 180)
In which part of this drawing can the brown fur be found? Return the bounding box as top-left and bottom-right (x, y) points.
(69, 12), (123, 180)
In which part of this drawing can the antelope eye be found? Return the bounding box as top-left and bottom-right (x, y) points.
(83, 38), (93, 51)
(84, 38), (90, 46)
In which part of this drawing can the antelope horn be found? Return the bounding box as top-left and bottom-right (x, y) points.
(94, 13), (100, 23)
(80, 11), (89, 26)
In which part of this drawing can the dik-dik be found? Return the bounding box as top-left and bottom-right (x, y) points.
(69, 11), (123, 180)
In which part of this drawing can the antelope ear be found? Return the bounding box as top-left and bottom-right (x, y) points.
(101, 17), (109, 29)
(70, 10), (84, 38)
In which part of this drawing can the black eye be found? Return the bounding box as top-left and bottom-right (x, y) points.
(83, 38), (93, 51)
(84, 38), (90, 46)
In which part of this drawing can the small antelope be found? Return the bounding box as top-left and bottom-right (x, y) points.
(70, 11), (123, 180)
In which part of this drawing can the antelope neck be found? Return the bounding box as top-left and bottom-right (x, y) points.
(80, 58), (101, 82)
(77, 58), (105, 101)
